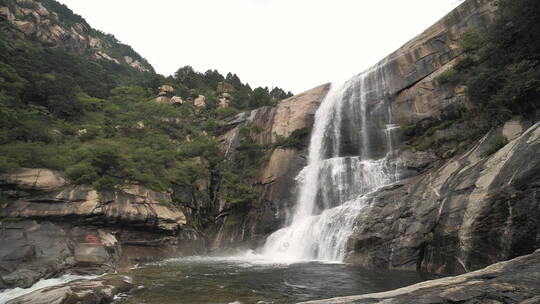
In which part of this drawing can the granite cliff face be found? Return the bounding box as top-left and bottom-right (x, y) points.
(212, 0), (502, 249)
(333, 0), (540, 275)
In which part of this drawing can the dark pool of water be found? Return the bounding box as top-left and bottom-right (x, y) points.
(122, 255), (436, 304)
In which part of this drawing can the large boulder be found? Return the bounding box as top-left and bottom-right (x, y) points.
(194, 95), (206, 108)
(158, 85), (174, 96)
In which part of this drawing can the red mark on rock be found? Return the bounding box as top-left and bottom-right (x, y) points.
(85, 234), (101, 244)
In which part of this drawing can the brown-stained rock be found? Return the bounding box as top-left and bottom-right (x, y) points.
(0, 221), (119, 290)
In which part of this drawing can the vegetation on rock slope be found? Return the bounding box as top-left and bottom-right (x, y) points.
(0, 0), (293, 229)
(406, 0), (540, 155)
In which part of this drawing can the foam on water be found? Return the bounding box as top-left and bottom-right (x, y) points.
(0, 274), (101, 303)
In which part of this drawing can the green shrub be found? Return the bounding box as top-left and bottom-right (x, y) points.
(413, 140), (435, 152)
(274, 128), (311, 150)
(437, 68), (458, 84)
(483, 135), (509, 156)
(66, 162), (98, 185)
(452, 0), (540, 123)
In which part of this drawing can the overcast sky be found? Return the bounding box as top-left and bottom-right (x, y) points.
(57, 0), (465, 94)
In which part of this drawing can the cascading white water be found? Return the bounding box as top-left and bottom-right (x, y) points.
(260, 62), (399, 262)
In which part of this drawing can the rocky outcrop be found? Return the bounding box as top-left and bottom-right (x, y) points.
(0, 0), (152, 72)
(217, 82), (234, 108)
(154, 85), (185, 105)
(124, 56), (149, 72)
(6, 275), (133, 304)
(345, 121), (540, 274)
(0, 169), (203, 290)
(301, 249), (540, 304)
(0, 171), (186, 232)
(213, 83), (330, 248)
(327, 0), (540, 276)
(194, 95), (206, 108)
(158, 85), (174, 96)
(208, 0), (539, 280)
(211, 0), (500, 251)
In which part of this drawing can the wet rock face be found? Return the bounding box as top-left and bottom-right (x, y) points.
(6, 275), (133, 304)
(336, 0), (539, 275)
(301, 249), (540, 304)
(0, 220), (120, 290)
(345, 122), (540, 274)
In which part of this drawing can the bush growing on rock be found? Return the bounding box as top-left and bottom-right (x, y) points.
(452, 0), (540, 124)
(483, 135), (509, 156)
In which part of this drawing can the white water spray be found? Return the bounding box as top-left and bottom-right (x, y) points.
(260, 62), (398, 263)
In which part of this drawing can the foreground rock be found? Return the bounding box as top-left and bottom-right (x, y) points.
(301, 249), (540, 304)
(7, 275), (133, 304)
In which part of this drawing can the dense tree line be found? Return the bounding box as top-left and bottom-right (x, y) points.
(172, 65), (292, 109)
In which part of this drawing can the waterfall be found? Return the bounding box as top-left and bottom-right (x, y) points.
(260, 62), (399, 262)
